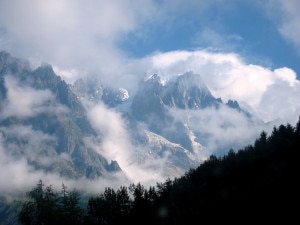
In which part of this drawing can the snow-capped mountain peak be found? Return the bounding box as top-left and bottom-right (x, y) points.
(118, 88), (129, 101)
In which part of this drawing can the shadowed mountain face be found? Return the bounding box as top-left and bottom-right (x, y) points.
(0, 51), (121, 179)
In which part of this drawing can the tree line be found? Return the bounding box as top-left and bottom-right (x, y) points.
(18, 117), (300, 224)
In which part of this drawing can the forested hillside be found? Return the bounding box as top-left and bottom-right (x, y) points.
(17, 117), (300, 225)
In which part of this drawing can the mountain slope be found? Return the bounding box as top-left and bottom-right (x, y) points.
(0, 51), (121, 179)
(70, 75), (205, 178)
(130, 72), (255, 154)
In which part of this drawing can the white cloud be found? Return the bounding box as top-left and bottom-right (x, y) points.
(1, 76), (54, 119)
(0, 0), (157, 84)
(87, 102), (132, 162)
(168, 106), (257, 158)
(0, 125), (131, 198)
(52, 67), (81, 84)
(0, 129), (60, 197)
(192, 28), (243, 51)
(276, 0), (300, 50)
(258, 77), (300, 122)
(263, 0), (300, 51)
(86, 102), (168, 186)
(274, 67), (298, 86)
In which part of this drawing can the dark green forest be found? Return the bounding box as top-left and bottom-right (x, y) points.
(17, 118), (300, 225)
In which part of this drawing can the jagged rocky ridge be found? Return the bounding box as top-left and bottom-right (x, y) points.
(70, 69), (256, 174)
(0, 51), (121, 179)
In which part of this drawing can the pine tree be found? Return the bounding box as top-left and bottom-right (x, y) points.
(19, 180), (59, 225)
(59, 183), (83, 225)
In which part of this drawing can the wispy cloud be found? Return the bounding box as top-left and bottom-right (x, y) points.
(1, 76), (54, 119)
(0, 127), (62, 197)
(0, 123), (131, 198)
(192, 28), (243, 51)
(85, 102), (172, 186)
(169, 105), (267, 157)
(263, 0), (300, 52)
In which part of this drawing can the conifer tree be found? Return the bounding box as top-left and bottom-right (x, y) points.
(19, 180), (59, 225)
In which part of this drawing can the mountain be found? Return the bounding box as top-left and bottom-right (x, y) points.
(1, 51), (208, 184)
(130, 72), (258, 154)
(131, 72), (220, 152)
(69, 77), (129, 107)
(0, 51), (259, 182)
(70, 76), (202, 177)
(130, 71), (222, 125)
(0, 51), (121, 179)
(69, 69), (261, 180)
(69, 69), (258, 173)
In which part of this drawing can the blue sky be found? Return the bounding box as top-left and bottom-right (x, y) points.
(118, 0), (300, 75)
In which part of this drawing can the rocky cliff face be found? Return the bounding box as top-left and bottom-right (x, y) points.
(130, 72), (222, 152)
(0, 51), (121, 179)
(162, 71), (221, 109)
